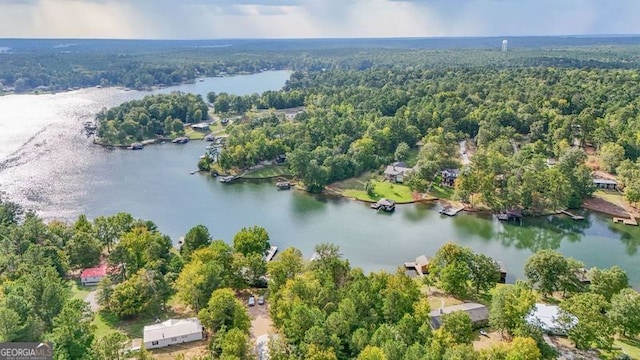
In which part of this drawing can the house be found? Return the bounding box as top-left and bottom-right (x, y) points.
(526, 303), (576, 336)
(143, 318), (205, 349)
(441, 169), (459, 187)
(371, 198), (396, 212)
(190, 123), (210, 131)
(593, 178), (617, 190)
(384, 162), (412, 183)
(430, 303), (489, 329)
(80, 263), (108, 286)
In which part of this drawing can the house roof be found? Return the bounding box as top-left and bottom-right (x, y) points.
(526, 303), (576, 334)
(593, 178), (617, 185)
(376, 198), (395, 206)
(384, 163), (412, 176)
(495, 260), (507, 274)
(429, 303), (489, 329)
(81, 263), (107, 278)
(143, 318), (203, 343)
(441, 168), (460, 177)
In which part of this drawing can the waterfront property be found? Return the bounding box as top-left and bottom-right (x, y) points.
(143, 318), (205, 349)
(593, 178), (618, 190)
(526, 303), (576, 336)
(430, 303), (489, 329)
(371, 198), (396, 212)
(441, 168), (459, 187)
(383, 162), (412, 183)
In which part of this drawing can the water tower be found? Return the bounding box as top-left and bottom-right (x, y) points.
(502, 39), (508, 52)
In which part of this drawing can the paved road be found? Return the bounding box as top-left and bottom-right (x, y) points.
(459, 140), (470, 165)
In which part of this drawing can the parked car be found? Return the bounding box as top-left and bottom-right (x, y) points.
(258, 296), (265, 305)
(248, 296), (255, 306)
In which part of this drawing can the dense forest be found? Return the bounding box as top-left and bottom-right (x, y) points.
(211, 64), (640, 212)
(1, 198), (639, 359)
(95, 92), (209, 144)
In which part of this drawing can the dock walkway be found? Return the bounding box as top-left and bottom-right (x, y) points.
(439, 206), (464, 217)
(559, 210), (585, 221)
(613, 214), (638, 226)
(265, 246), (278, 262)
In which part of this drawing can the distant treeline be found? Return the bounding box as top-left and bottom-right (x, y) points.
(2, 38), (640, 93)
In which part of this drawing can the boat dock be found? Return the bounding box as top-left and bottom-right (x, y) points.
(218, 175), (236, 183)
(559, 210), (585, 221)
(613, 214), (638, 226)
(265, 246), (278, 262)
(404, 255), (430, 277)
(439, 205), (464, 216)
(276, 181), (291, 190)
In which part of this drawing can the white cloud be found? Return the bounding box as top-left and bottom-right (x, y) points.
(0, 0), (639, 38)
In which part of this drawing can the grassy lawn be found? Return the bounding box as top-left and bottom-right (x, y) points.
(184, 128), (205, 140)
(611, 338), (640, 359)
(594, 190), (626, 208)
(243, 165), (292, 178)
(94, 308), (180, 339)
(428, 181), (455, 200)
(343, 179), (414, 202)
(69, 280), (93, 301)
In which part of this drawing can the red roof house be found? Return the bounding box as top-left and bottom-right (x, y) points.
(80, 263), (108, 286)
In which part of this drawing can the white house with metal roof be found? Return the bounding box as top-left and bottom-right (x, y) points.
(143, 318), (205, 349)
(526, 303), (576, 336)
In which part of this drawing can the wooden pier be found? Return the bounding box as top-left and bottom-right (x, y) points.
(439, 205), (464, 217)
(404, 255), (430, 277)
(265, 246), (278, 262)
(613, 214), (638, 226)
(559, 210), (584, 221)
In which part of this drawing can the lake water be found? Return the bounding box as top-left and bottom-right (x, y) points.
(1, 71), (639, 286)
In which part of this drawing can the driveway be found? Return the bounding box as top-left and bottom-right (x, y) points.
(85, 289), (99, 312)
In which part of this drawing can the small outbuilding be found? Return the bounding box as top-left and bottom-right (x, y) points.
(495, 260), (507, 283)
(429, 303), (489, 329)
(143, 318), (205, 349)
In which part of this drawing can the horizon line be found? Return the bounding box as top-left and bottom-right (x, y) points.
(2, 34), (640, 42)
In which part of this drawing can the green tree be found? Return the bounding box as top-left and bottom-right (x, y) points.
(609, 288), (640, 337)
(92, 331), (129, 360)
(588, 266), (629, 301)
(107, 269), (166, 318)
(469, 253), (500, 295)
(0, 307), (22, 342)
(220, 328), (251, 360)
(65, 231), (102, 269)
(506, 337), (541, 360)
(48, 299), (95, 360)
(598, 142), (625, 173)
(198, 288), (250, 333)
(180, 224), (211, 260)
(560, 293), (613, 350)
(489, 281), (536, 336)
(524, 250), (570, 297)
(394, 142), (411, 162)
(93, 213), (134, 252)
(441, 311), (474, 344)
(358, 346), (387, 360)
(233, 226), (270, 256)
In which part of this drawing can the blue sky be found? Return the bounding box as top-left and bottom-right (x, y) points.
(1, 0), (639, 39)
